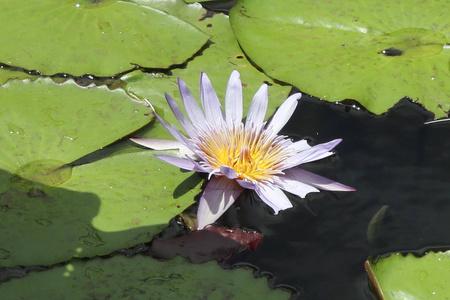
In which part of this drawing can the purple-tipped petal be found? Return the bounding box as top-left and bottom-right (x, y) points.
(225, 70), (243, 126)
(220, 165), (238, 179)
(165, 93), (197, 138)
(284, 139), (342, 168)
(200, 73), (225, 127)
(266, 93), (301, 134)
(184, 155), (211, 173)
(197, 177), (244, 229)
(275, 174), (320, 198)
(178, 77), (207, 130)
(245, 84), (268, 128)
(154, 154), (196, 171)
(255, 184), (293, 214)
(283, 168), (356, 192)
(154, 113), (193, 151)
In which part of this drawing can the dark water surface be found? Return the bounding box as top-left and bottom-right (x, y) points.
(215, 96), (450, 299)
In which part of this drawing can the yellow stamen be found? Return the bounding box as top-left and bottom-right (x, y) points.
(195, 125), (292, 182)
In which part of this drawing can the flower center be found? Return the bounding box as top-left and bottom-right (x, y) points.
(194, 124), (292, 182)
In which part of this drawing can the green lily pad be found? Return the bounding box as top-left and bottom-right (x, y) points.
(230, 0), (450, 117)
(367, 251), (450, 299)
(0, 150), (201, 267)
(0, 255), (291, 299)
(0, 78), (150, 177)
(125, 0), (291, 135)
(0, 78), (169, 267)
(0, 0), (209, 76)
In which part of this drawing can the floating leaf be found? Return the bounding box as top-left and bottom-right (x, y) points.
(230, 0), (450, 117)
(0, 151), (201, 267)
(0, 78), (166, 267)
(0, 78), (150, 177)
(0, 255), (291, 299)
(367, 251), (450, 300)
(0, 0), (209, 76)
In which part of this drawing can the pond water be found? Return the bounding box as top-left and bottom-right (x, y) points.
(151, 94), (450, 299)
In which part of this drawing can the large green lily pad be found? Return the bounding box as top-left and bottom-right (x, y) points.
(0, 150), (201, 267)
(230, 0), (450, 117)
(0, 78), (150, 177)
(367, 251), (450, 299)
(125, 0), (292, 135)
(0, 255), (291, 299)
(0, 0), (209, 76)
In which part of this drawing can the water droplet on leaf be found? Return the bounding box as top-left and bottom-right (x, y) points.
(7, 122), (25, 135)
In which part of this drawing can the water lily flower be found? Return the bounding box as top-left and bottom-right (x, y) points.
(131, 71), (355, 229)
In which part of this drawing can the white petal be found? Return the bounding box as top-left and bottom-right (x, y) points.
(130, 138), (184, 150)
(245, 84), (268, 128)
(266, 93), (301, 134)
(178, 77), (207, 131)
(165, 93), (197, 138)
(283, 168), (355, 192)
(200, 73), (225, 127)
(289, 139), (312, 152)
(275, 174), (320, 198)
(255, 184), (293, 214)
(225, 70), (243, 126)
(130, 137), (197, 158)
(197, 177), (244, 229)
(284, 139), (342, 168)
